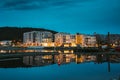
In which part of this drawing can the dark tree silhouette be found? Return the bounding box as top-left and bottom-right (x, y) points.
(0, 27), (57, 42)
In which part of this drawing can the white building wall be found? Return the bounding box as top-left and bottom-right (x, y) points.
(23, 31), (53, 46)
(55, 32), (75, 46)
(83, 35), (97, 47)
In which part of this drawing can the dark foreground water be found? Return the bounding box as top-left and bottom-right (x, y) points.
(0, 53), (120, 80)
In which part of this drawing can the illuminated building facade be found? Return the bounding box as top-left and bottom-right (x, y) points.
(54, 32), (71, 46)
(23, 31), (97, 47)
(23, 31), (53, 46)
(75, 33), (97, 47)
(55, 32), (76, 47)
(83, 35), (97, 47)
(75, 33), (84, 47)
(0, 40), (12, 46)
(109, 34), (120, 47)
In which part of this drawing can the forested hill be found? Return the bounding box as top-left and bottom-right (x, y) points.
(0, 27), (57, 41)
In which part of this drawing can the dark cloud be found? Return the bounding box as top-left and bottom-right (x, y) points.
(13, 4), (44, 10)
(1, 0), (46, 10)
(0, 0), (95, 10)
(3, 0), (29, 7)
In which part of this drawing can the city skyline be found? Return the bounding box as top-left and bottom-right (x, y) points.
(0, 0), (120, 34)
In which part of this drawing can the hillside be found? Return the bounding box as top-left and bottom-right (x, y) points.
(0, 27), (57, 42)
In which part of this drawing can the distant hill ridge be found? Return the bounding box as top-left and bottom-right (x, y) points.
(0, 27), (57, 41)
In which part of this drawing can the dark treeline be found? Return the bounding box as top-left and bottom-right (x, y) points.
(0, 27), (57, 42)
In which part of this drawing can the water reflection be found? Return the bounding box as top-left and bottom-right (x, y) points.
(0, 50), (120, 80)
(0, 50), (55, 53)
(76, 54), (96, 63)
(0, 52), (120, 70)
(23, 55), (54, 67)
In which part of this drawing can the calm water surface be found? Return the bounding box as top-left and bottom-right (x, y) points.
(0, 51), (120, 80)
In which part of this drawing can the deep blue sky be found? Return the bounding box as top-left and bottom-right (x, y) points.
(0, 0), (120, 34)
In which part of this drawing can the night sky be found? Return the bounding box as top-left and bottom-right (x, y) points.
(0, 0), (120, 34)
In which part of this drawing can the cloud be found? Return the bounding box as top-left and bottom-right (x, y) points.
(0, 0), (95, 10)
(1, 0), (47, 10)
(3, 0), (29, 7)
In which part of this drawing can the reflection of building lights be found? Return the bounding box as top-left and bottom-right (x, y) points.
(66, 54), (70, 57)
(58, 50), (62, 53)
(66, 58), (70, 63)
(76, 55), (84, 63)
(76, 58), (83, 63)
(71, 43), (77, 47)
(0, 50), (7, 53)
(42, 55), (52, 59)
(64, 50), (73, 53)
(66, 54), (75, 58)
(64, 50), (70, 53)
(64, 44), (70, 47)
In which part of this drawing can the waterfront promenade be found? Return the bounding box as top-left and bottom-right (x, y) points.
(0, 52), (58, 59)
(0, 46), (120, 59)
